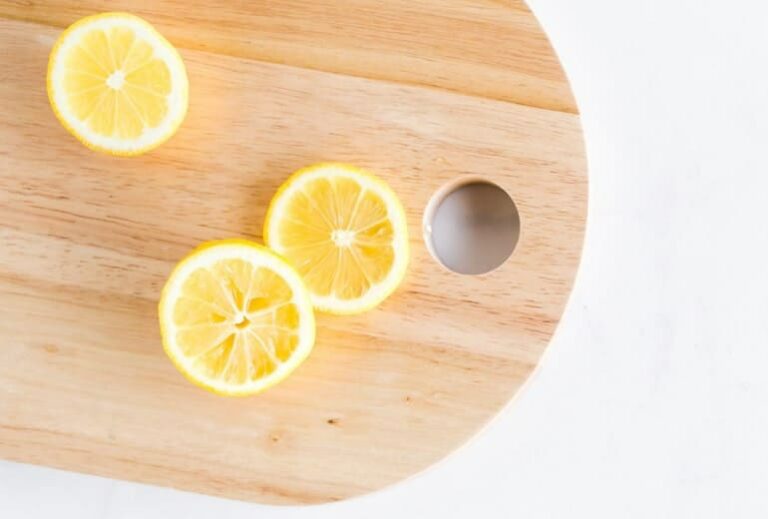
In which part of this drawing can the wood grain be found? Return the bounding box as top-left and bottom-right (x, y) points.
(0, 0), (576, 113)
(0, 1), (587, 505)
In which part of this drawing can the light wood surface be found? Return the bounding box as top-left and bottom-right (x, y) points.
(0, 1), (587, 506)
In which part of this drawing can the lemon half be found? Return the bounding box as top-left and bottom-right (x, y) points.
(264, 164), (410, 315)
(47, 12), (188, 156)
(158, 240), (315, 396)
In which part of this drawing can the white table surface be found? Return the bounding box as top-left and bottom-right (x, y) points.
(4, 0), (768, 517)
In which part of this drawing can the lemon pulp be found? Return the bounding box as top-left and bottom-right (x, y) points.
(47, 13), (188, 155)
(159, 240), (315, 396)
(265, 164), (410, 315)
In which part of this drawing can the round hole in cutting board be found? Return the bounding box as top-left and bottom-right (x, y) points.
(424, 179), (520, 275)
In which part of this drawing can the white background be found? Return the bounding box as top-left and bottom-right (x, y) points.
(4, 0), (768, 516)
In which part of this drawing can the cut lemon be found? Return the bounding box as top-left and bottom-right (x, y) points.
(47, 12), (188, 156)
(264, 164), (410, 315)
(158, 240), (315, 396)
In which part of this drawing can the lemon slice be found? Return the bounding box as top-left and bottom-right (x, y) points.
(264, 164), (410, 315)
(158, 240), (315, 396)
(47, 12), (188, 156)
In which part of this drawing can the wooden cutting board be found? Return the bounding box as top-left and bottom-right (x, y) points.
(0, 0), (586, 506)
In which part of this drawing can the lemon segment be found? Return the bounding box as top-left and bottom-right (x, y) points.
(265, 164), (410, 315)
(159, 240), (315, 396)
(47, 12), (188, 155)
